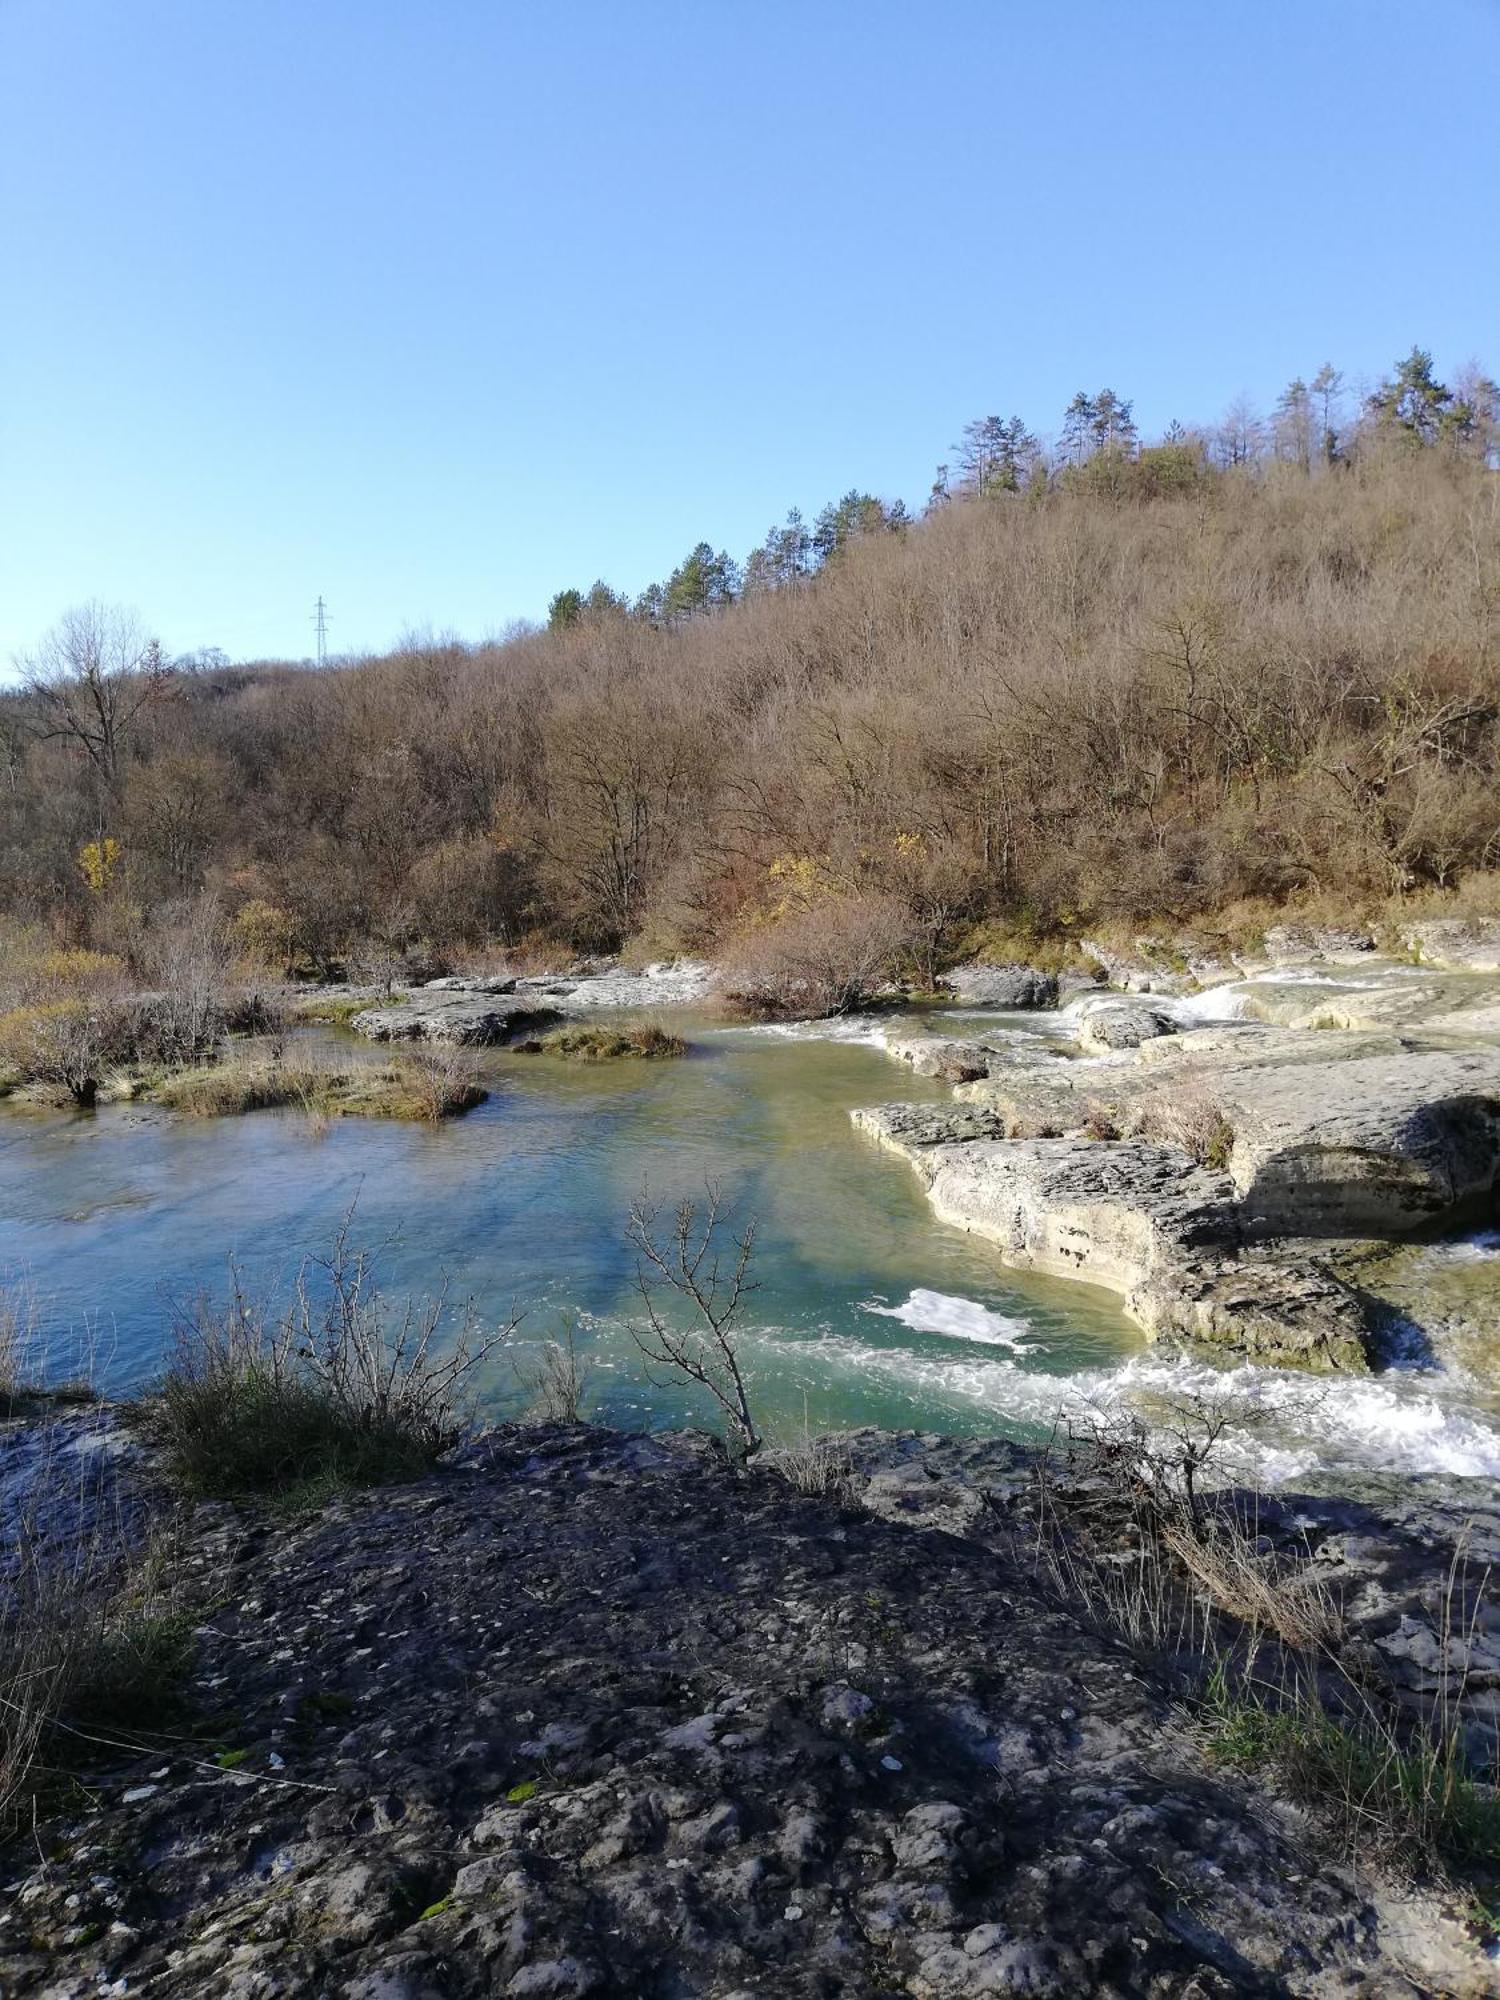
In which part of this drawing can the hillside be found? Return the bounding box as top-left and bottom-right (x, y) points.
(3, 397), (1499, 992)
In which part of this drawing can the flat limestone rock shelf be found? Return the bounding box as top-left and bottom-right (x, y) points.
(350, 995), (563, 1045)
(2, 1420), (1490, 1999)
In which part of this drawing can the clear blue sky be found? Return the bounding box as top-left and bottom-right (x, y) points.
(2, 0), (1496, 669)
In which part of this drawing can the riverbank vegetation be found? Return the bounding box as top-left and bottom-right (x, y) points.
(0, 923), (484, 1119)
(147, 1224), (515, 1501)
(146, 1043), (485, 1122)
(527, 1020), (686, 1061)
(2, 349), (1497, 1007)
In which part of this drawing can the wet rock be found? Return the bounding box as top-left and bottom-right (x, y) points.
(853, 1115), (1370, 1370)
(1073, 999), (1180, 1053)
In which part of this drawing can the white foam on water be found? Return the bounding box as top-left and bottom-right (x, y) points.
(724, 1016), (890, 1048)
(860, 1289), (1035, 1351)
(1416, 1230), (1500, 1267)
(1171, 984), (1252, 1024)
(791, 1330), (1500, 1487)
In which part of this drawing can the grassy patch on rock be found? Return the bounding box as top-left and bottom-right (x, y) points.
(147, 1048), (485, 1122)
(287, 990), (386, 1027)
(1204, 1665), (1500, 1883)
(526, 1021), (686, 1062)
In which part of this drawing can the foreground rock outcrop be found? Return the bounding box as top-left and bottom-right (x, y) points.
(351, 995), (562, 1046)
(3, 1419), (1493, 1998)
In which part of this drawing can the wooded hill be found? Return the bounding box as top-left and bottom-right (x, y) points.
(4, 348), (1499, 981)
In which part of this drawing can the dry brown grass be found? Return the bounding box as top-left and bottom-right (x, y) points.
(1030, 1409), (1500, 1886)
(1128, 1087), (1237, 1171)
(148, 1044), (485, 1122)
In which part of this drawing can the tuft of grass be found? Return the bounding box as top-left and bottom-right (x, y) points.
(1032, 1409), (1500, 1894)
(1204, 1663), (1500, 1880)
(1129, 1088), (1236, 1172)
(3, 1534), (194, 1842)
(287, 991), (382, 1027)
(145, 1213), (517, 1501)
(527, 1020), (686, 1062)
(765, 1425), (857, 1501)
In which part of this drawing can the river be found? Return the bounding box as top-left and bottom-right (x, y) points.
(4, 1002), (1500, 1492)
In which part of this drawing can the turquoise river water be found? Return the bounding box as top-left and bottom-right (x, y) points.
(5, 1008), (1500, 1490)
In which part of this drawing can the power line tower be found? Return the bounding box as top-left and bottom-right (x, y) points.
(312, 595), (330, 668)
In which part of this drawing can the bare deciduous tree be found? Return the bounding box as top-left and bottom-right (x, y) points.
(627, 1181), (761, 1457)
(20, 602), (172, 800)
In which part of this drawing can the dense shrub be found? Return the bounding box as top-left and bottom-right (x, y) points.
(148, 1227), (514, 1499)
(723, 893), (917, 1018)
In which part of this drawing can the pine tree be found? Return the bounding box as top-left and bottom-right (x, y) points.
(1273, 378), (1313, 471)
(1091, 389), (1137, 455)
(1367, 346), (1453, 447)
(954, 414), (1039, 494)
(1311, 363), (1343, 465)
(1059, 391), (1097, 465)
(547, 588), (585, 631)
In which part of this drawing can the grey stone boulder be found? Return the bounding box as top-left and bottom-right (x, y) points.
(938, 963), (1059, 1008)
(1262, 923), (1377, 965)
(1077, 938), (1193, 995)
(350, 995), (560, 1046)
(1074, 1000), (1179, 1053)
(423, 974), (518, 994)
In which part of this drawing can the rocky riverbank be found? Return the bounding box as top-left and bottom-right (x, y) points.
(3, 1409), (1499, 1998)
(857, 929), (1500, 1375)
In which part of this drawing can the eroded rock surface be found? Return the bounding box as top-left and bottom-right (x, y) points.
(854, 1110), (1370, 1370)
(351, 996), (562, 1046)
(859, 953), (1500, 1369)
(2, 1424), (1489, 1998)
(937, 962), (1059, 1008)
(1400, 919), (1500, 973)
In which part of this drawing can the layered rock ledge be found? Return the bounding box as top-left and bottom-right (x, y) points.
(857, 972), (1500, 1371)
